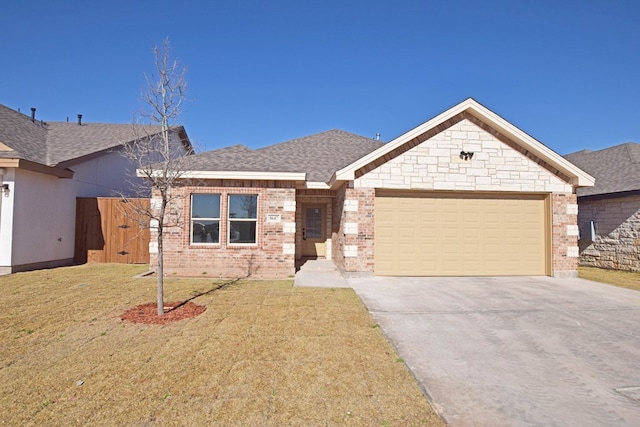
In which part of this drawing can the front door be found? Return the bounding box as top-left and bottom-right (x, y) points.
(302, 205), (326, 257)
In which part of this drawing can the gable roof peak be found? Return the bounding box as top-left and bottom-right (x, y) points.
(335, 98), (594, 188)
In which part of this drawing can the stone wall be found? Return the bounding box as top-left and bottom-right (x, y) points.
(355, 118), (573, 193)
(577, 194), (640, 272)
(150, 180), (296, 279)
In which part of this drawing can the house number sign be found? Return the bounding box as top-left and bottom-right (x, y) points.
(266, 214), (281, 223)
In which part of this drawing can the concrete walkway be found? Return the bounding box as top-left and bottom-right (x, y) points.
(294, 259), (349, 288)
(349, 276), (640, 427)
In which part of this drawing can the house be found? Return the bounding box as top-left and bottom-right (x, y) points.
(153, 98), (594, 279)
(565, 143), (640, 272)
(0, 104), (192, 274)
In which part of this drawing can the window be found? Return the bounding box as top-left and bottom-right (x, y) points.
(191, 194), (220, 244)
(228, 194), (258, 244)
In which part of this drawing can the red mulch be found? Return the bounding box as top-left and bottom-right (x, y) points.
(121, 301), (206, 324)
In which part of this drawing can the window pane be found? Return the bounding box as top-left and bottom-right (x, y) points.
(229, 195), (257, 219)
(192, 194), (220, 219)
(305, 207), (323, 238)
(229, 221), (256, 244)
(192, 220), (219, 243)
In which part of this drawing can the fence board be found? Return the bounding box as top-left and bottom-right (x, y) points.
(75, 198), (150, 264)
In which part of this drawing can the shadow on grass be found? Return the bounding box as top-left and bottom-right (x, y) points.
(169, 278), (240, 312)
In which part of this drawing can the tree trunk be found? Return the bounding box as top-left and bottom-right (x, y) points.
(157, 228), (164, 316)
(156, 203), (165, 316)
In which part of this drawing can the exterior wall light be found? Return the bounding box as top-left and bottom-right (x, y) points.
(1, 183), (9, 197)
(459, 151), (474, 161)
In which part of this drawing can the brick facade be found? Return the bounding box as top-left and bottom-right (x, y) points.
(551, 193), (580, 277)
(337, 186), (375, 274)
(156, 116), (584, 278)
(151, 180), (296, 279)
(577, 194), (640, 272)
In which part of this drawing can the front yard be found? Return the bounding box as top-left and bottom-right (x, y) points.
(0, 264), (443, 426)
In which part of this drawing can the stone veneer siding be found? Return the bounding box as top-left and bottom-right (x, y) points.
(150, 180), (296, 279)
(343, 117), (580, 277)
(577, 194), (640, 272)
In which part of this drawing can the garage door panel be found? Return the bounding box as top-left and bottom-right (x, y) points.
(375, 193), (547, 276)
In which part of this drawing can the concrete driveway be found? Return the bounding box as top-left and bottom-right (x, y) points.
(348, 276), (640, 426)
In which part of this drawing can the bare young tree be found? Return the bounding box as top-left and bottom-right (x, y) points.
(120, 38), (193, 315)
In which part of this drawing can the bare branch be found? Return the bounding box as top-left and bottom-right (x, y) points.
(115, 38), (193, 316)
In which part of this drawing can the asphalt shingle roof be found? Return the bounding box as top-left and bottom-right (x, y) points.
(257, 129), (385, 182)
(0, 104), (48, 163)
(565, 142), (640, 197)
(46, 122), (162, 165)
(185, 129), (385, 183)
(0, 104), (165, 166)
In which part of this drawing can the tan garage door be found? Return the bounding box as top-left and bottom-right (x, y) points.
(375, 192), (549, 276)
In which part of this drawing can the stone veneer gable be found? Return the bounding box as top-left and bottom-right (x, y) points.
(354, 118), (573, 193)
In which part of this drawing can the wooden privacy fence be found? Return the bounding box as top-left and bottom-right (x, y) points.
(75, 197), (150, 264)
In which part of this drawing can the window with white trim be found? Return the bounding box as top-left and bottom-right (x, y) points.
(228, 194), (258, 244)
(191, 194), (220, 244)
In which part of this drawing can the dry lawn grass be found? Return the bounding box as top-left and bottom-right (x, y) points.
(0, 264), (444, 426)
(578, 266), (640, 292)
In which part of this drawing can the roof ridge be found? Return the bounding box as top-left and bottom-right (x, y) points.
(623, 142), (640, 164)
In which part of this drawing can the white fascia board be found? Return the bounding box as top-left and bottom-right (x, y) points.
(136, 169), (306, 181)
(335, 98), (595, 187)
(304, 181), (331, 189)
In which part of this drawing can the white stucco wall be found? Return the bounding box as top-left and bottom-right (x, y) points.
(11, 169), (76, 267)
(354, 118), (573, 193)
(0, 168), (16, 271)
(67, 133), (190, 198)
(69, 149), (144, 198)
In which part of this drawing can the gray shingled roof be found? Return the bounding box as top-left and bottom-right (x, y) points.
(565, 142), (640, 197)
(185, 129), (385, 182)
(0, 104), (48, 162)
(46, 122), (162, 165)
(0, 103), (168, 166)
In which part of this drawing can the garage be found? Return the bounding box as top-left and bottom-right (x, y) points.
(374, 191), (550, 276)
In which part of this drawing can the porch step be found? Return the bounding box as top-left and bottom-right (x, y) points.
(294, 259), (349, 288)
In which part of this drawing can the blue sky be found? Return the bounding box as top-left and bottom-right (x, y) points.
(1, 0), (638, 154)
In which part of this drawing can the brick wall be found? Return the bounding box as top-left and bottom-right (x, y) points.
(551, 193), (580, 277)
(331, 184), (347, 272)
(577, 194), (640, 272)
(150, 180), (296, 279)
(338, 185), (375, 275)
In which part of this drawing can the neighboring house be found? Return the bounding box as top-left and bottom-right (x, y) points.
(0, 104), (191, 274)
(153, 98), (594, 279)
(565, 143), (640, 272)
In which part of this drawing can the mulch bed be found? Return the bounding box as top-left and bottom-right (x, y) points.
(121, 301), (206, 324)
